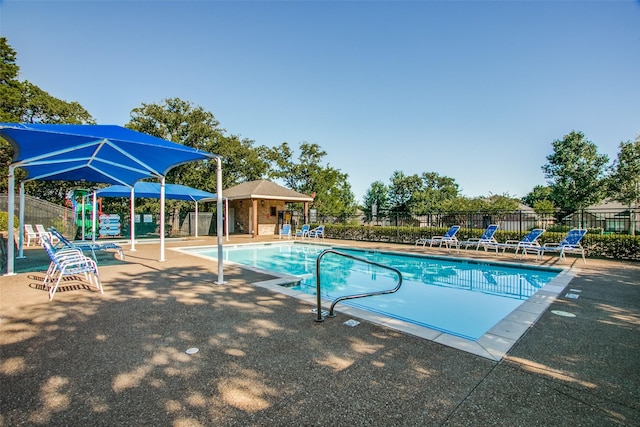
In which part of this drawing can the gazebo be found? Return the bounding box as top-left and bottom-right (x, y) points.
(222, 180), (314, 236)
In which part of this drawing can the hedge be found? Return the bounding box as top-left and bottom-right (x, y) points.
(321, 224), (640, 261)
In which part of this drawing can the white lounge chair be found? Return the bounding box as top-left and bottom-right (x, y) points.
(24, 224), (39, 246)
(35, 224), (58, 244)
(50, 227), (124, 261)
(532, 229), (588, 263)
(415, 225), (460, 248)
(497, 228), (545, 257)
(456, 224), (500, 253)
(41, 236), (102, 301)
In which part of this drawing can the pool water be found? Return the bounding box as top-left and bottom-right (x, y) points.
(183, 243), (560, 341)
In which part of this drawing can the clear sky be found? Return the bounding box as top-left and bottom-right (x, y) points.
(1, 0), (638, 203)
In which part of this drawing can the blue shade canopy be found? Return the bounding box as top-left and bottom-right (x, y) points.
(97, 182), (217, 201)
(0, 123), (217, 185)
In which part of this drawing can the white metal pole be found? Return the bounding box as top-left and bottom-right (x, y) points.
(160, 177), (166, 262)
(130, 186), (136, 251)
(225, 198), (229, 241)
(195, 201), (199, 238)
(215, 157), (225, 284)
(17, 182), (25, 258)
(5, 166), (16, 275)
(92, 191), (97, 244)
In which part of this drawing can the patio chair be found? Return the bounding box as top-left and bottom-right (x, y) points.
(497, 228), (545, 257)
(24, 224), (39, 246)
(415, 225), (460, 249)
(49, 227), (125, 261)
(279, 224), (292, 239)
(35, 224), (59, 245)
(308, 225), (325, 239)
(41, 236), (102, 301)
(456, 224), (500, 254)
(294, 224), (310, 240)
(531, 229), (588, 263)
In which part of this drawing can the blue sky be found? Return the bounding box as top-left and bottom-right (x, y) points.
(1, 0), (638, 203)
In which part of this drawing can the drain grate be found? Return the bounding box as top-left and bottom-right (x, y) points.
(343, 319), (360, 327)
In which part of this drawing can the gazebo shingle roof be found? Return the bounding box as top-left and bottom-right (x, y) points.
(222, 180), (313, 202)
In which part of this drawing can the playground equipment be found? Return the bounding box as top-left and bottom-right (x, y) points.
(66, 189), (121, 239)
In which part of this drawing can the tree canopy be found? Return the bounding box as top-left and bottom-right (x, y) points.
(542, 131), (609, 215)
(262, 141), (357, 217)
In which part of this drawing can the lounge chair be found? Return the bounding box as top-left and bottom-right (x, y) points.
(532, 229), (588, 263)
(279, 224), (292, 239)
(308, 225), (325, 239)
(497, 228), (545, 257)
(294, 224), (310, 240)
(24, 224), (39, 246)
(35, 224), (59, 244)
(415, 225), (460, 248)
(41, 236), (102, 301)
(49, 227), (125, 261)
(456, 224), (499, 254)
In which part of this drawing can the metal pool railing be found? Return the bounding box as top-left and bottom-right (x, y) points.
(314, 249), (403, 322)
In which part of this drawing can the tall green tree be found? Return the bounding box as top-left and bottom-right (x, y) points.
(542, 131), (609, 225)
(362, 180), (389, 221)
(127, 98), (268, 192)
(264, 141), (356, 217)
(126, 98), (270, 229)
(0, 37), (95, 202)
(522, 185), (552, 208)
(387, 171), (422, 215)
(608, 137), (640, 235)
(411, 172), (459, 214)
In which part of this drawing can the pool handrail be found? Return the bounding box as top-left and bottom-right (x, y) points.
(314, 249), (403, 322)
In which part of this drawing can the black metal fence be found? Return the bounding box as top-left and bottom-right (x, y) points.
(313, 208), (640, 236)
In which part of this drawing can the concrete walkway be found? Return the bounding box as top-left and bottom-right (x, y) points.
(1, 236), (638, 426)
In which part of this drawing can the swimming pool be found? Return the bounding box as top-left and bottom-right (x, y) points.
(177, 242), (571, 359)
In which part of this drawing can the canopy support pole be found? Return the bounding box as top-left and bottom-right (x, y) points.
(17, 182), (25, 258)
(160, 176), (165, 262)
(215, 156), (225, 284)
(195, 201), (199, 238)
(130, 186), (136, 251)
(92, 192), (97, 244)
(5, 166), (16, 275)
(225, 198), (229, 241)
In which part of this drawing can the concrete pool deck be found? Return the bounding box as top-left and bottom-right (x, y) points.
(1, 235), (639, 425)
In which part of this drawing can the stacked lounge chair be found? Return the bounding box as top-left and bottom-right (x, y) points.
(49, 227), (125, 261)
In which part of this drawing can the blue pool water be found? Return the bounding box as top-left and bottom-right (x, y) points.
(183, 243), (560, 340)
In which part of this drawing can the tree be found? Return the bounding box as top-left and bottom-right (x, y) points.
(0, 37), (95, 201)
(126, 98), (271, 231)
(542, 131), (609, 226)
(263, 141), (356, 217)
(127, 98), (269, 190)
(411, 172), (459, 214)
(387, 171), (422, 215)
(608, 137), (640, 235)
(362, 181), (389, 222)
(522, 185), (552, 208)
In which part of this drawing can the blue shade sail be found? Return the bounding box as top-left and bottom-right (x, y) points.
(96, 182), (217, 201)
(1, 123), (217, 185)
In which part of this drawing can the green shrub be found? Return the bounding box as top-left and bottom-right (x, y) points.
(0, 212), (19, 232)
(323, 224), (640, 261)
